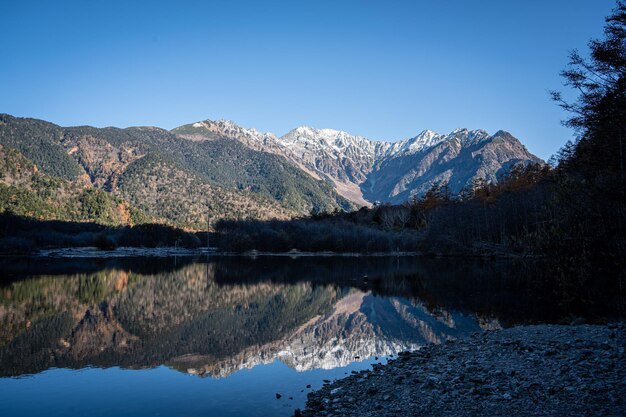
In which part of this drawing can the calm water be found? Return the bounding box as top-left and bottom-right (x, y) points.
(0, 255), (622, 417)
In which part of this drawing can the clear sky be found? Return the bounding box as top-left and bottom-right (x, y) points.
(0, 0), (617, 159)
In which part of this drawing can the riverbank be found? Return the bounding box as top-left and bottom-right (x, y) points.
(5, 244), (526, 259)
(28, 247), (421, 258)
(298, 324), (626, 417)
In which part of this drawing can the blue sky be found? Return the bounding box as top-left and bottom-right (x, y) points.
(0, 0), (616, 159)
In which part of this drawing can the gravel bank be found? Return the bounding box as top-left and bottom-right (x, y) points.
(298, 324), (625, 417)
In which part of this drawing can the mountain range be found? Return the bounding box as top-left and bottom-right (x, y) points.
(173, 119), (543, 206)
(0, 113), (542, 228)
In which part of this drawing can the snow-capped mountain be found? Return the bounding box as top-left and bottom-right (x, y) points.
(172, 119), (543, 206)
(364, 128), (543, 203)
(172, 119), (283, 154)
(382, 128), (491, 158)
(277, 126), (392, 205)
(172, 120), (328, 183)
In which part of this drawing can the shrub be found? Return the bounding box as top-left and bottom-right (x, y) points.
(93, 232), (117, 250)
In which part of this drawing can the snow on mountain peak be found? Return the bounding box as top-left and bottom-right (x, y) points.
(405, 129), (443, 150)
(183, 119), (498, 160)
(196, 119), (278, 142)
(286, 126), (362, 144)
(172, 117), (540, 206)
(450, 127), (469, 135)
(294, 125), (314, 135)
(385, 130), (442, 157)
(284, 126), (376, 146)
(439, 128), (493, 146)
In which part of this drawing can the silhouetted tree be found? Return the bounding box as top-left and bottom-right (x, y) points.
(551, 1), (626, 187)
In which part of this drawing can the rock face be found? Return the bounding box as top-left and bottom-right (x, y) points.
(278, 127), (391, 206)
(174, 119), (543, 206)
(173, 121), (387, 206)
(172, 119), (287, 157)
(363, 129), (544, 204)
(300, 324), (626, 417)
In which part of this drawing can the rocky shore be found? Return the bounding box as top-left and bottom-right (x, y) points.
(298, 324), (625, 417)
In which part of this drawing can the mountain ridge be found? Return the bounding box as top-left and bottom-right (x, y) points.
(0, 113), (543, 228)
(173, 118), (543, 205)
(0, 114), (352, 229)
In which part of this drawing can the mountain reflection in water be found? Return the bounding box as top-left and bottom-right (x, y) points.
(0, 256), (622, 417)
(2, 256), (617, 380)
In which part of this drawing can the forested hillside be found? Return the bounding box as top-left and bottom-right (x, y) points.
(0, 114), (352, 229)
(0, 144), (146, 226)
(117, 154), (294, 229)
(0, 116), (83, 180)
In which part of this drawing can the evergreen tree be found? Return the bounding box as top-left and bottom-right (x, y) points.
(551, 1), (626, 187)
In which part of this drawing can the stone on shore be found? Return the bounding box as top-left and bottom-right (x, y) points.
(299, 324), (626, 417)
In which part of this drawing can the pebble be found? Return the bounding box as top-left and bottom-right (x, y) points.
(299, 324), (626, 417)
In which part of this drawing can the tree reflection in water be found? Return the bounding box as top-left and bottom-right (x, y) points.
(0, 256), (622, 378)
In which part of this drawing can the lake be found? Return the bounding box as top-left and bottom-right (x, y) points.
(0, 255), (622, 416)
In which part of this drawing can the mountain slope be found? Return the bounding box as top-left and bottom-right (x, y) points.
(175, 119), (544, 206)
(0, 115), (84, 180)
(172, 120), (335, 196)
(117, 153), (294, 228)
(66, 123), (353, 216)
(0, 113), (543, 226)
(174, 121), (383, 206)
(0, 114), (353, 227)
(364, 129), (544, 203)
(277, 126), (391, 206)
(0, 144), (146, 226)
(174, 121), (391, 206)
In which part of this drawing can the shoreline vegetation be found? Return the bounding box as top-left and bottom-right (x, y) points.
(1, 141), (622, 272)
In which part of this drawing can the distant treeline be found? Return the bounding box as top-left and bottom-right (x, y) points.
(215, 216), (420, 253)
(213, 163), (555, 256)
(0, 214), (200, 253)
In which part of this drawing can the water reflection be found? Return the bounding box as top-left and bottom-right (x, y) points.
(2, 256), (620, 381)
(1, 256), (623, 416)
